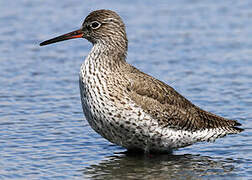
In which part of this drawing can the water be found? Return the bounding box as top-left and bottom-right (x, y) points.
(0, 0), (251, 179)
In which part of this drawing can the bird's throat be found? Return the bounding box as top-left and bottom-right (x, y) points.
(85, 43), (127, 70)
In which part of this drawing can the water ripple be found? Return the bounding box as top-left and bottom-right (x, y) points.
(0, 0), (251, 179)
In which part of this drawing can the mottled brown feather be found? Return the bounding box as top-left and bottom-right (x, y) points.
(126, 65), (243, 133)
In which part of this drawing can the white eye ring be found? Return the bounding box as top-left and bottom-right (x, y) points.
(90, 21), (101, 29)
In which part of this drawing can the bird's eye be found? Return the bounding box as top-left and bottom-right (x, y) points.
(90, 21), (101, 29)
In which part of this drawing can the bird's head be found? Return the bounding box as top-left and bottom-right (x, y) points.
(40, 9), (128, 50)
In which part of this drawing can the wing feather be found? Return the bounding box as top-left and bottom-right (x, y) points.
(126, 65), (243, 133)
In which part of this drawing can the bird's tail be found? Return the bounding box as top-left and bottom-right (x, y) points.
(197, 109), (244, 135)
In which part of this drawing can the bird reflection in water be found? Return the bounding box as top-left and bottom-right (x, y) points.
(83, 151), (238, 179)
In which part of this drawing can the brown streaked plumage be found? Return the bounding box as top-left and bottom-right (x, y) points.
(127, 66), (242, 131)
(40, 9), (243, 153)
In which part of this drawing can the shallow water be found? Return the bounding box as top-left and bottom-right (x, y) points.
(0, 0), (251, 179)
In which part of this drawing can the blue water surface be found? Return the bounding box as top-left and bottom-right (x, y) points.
(0, 0), (251, 179)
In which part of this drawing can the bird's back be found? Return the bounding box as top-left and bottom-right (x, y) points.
(125, 64), (243, 133)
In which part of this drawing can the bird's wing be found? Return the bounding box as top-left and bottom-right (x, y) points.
(126, 65), (243, 132)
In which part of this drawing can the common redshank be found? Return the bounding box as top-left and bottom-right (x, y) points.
(40, 9), (243, 153)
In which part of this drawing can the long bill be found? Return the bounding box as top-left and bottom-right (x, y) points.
(40, 29), (84, 46)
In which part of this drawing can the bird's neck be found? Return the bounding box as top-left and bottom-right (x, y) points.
(84, 42), (127, 71)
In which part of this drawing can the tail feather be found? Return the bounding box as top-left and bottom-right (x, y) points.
(231, 121), (244, 133)
(197, 108), (244, 134)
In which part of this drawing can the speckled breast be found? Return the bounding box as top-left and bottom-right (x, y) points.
(79, 71), (145, 150)
(78, 64), (168, 151)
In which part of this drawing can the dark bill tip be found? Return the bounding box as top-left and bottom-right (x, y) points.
(40, 29), (83, 46)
